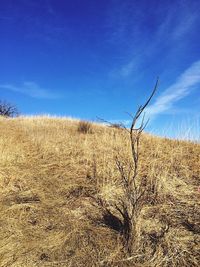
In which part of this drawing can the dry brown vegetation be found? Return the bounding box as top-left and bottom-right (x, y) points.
(0, 115), (200, 267)
(77, 120), (93, 134)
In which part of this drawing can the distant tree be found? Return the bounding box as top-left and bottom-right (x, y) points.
(0, 100), (19, 117)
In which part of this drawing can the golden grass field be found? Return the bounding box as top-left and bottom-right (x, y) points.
(0, 116), (199, 267)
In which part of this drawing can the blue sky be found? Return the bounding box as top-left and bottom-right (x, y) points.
(0, 0), (200, 140)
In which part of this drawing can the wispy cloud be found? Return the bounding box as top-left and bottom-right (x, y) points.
(156, 2), (199, 42)
(120, 61), (137, 77)
(0, 81), (60, 99)
(146, 60), (200, 116)
(108, 1), (199, 79)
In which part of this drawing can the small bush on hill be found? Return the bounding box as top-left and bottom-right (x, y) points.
(77, 120), (93, 134)
(109, 123), (123, 129)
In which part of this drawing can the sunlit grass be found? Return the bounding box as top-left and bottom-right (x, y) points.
(0, 116), (199, 266)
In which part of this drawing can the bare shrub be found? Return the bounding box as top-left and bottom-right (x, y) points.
(95, 79), (159, 254)
(0, 100), (19, 117)
(77, 120), (93, 134)
(109, 123), (123, 129)
(96, 117), (125, 130)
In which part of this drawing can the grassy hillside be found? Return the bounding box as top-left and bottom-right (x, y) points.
(0, 116), (199, 267)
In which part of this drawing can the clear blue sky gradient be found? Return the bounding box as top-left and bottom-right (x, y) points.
(0, 0), (200, 140)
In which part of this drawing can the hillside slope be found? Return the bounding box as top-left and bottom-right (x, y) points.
(0, 116), (199, 267)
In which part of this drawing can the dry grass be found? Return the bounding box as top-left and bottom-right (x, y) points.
(0, 116), (199, 267)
